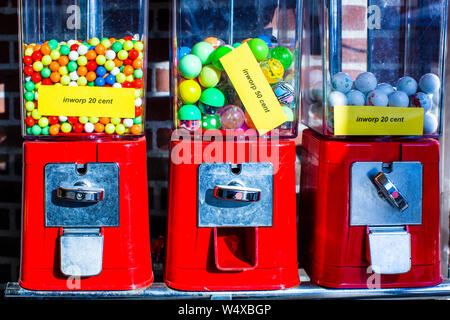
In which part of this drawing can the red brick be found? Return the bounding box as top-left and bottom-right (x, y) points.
(342, 38), (367, 64)
(155, 67), (169, 92)
(342, 6), (366, 31)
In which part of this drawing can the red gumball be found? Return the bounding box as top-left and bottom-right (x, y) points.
(124, 59), (133, 66)
(124, 36), (133, 41)
(23, 56), (33, 66)
(48, 116), (59, 125)
(25, 116), (35, 127)
(24, 66), (34, 76)
(31, 51), (42, 62)
(31, 73), (42, 83)
(73, 122), (84, 133)
(128, 49), (139, 60)
(87, 61), (97, 71)
(67, 116), (78, 124)
(135, 106), (142, 117)
(42, 78), (52, 85)
(122, 81), (132, 88)
(133, 79), (143, 89)
(70, 44), (79, 51)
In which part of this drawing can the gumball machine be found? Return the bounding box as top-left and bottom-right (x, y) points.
(165, 0), (301, 291)
(18, 0), (153, 290)
(299, 0), (447, 288)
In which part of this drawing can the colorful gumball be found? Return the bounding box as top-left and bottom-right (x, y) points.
(260, 58), (284, 84)
(411, 92), (433, 112)
(272, 81), (295, 105)
(331, 72), (353, 94)
(201, 114), (221, 130)
(178, 104), (201, 131)
(22, 36), (147, 136)
(220, 105), (245, 129)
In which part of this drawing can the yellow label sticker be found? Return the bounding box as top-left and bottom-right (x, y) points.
(38, 86), (135, 118)
(334, 105), (424, 136)
(220, 43), (287, 135)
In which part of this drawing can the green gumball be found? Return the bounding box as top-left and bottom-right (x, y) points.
(269, 46), (293, 70)
(198, 65), (221, 88)
(201, 114), (221, 129)
(210, 46), (233, 71)
(247, 38), (269, 61)
(178, 54), (202, 79)
(191, 41), (215, 65)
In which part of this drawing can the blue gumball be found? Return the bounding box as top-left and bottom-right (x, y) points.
(346, 90), (366, 106)
(411, 92), (432, 113)
(423, 112), (438, 134)
(397, 76), (418, 96)
(355, 72), (377, 94)
(388, 91), (409, 107)
(96, 66), (107, 77)
(328, 90), (348, 106)
(367, 89), (388, 107)
(95, 76), (105, 87)
(105, 74), (116, 85)
(258, 35), (272, 48)
(419, 73), (440, 94)
(376, 83), (395, 96)
(178, 46), (191, 59)
(331, 72), (353, 94)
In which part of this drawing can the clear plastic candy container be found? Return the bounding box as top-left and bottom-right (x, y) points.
(172, 0), (301, 138)
(301, 0), (448, 137)
(19, 0), (148, 138)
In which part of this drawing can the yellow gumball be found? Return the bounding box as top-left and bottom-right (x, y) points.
(178, 79), (201, 104)
(260, 58), (284, 84)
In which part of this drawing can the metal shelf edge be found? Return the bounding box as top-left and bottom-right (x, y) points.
(4, 280), (450, 300)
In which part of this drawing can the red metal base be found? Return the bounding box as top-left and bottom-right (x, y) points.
(299, 129), (442, 289)
(19, 138), (153, 291)
(165, 138), (300, 291)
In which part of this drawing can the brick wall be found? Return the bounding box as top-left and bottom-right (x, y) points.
(0, 0), (171, 282)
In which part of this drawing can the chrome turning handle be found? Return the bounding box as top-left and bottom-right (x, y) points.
(57, 185), (104, 203)
(214, 184), (261, 202)
(373, 172), (408, 212)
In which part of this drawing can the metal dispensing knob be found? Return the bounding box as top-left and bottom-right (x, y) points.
(373, 172), (408, 212)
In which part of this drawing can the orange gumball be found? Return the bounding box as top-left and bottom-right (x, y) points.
(49, 124), (60, 136)
(34, 44), (41, 52)
(49, 61), (60, 72)
(40, 44), (51, 55)
(113, 58), (123, 67)
(77, 66), (87, 76)
(99, 117), (110, 125)
(50, 72), (61, 83)
(130, 124), (141, 135)
(86, 71), (97, 82)
(132, 59), (143, 69)
(85, 50), (97, 60)
(94, 122), (105, 133)
(58, 56), (69, 66)
(95, 44), (106, 55)
(123, 65), (134, 76)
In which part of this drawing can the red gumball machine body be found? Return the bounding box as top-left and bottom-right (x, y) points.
(164, 136), (299, 291)
(19, 138), (153, 291)
(299, 129), (441, 289)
